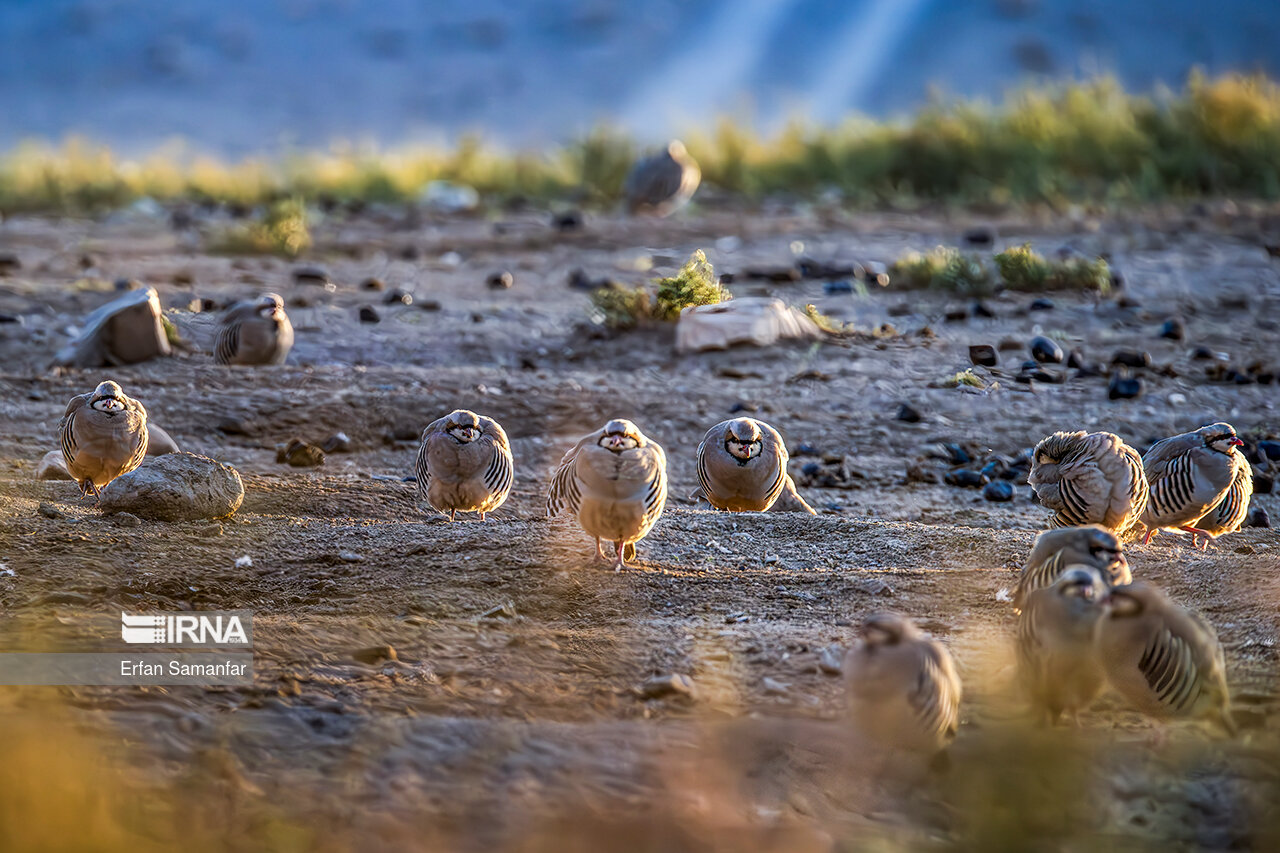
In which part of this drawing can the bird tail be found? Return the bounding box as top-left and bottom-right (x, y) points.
(780, 475), (817, 515)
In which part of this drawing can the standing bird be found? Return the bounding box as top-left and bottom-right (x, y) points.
(1028, 430), (1148, 535)
(623, 141), (701, 217)
(1198, 456), (1255, 539)
(1013, 525), (1130, 611)
(1017, 567), (1110, 725)
(215, 293), (293, 365)
(58, 380), (149, 500)
(415, 410), (513, 521)
(844, 613), (962, 755)
(1140, 423), (1244, 548)
(547, 419), (667, 570)
(1097, 582), (1235, 734)
(695, 417), (814, 514)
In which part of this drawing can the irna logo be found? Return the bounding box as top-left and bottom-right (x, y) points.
(121, 612), (252, 647)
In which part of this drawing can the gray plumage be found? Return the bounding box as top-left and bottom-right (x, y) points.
(53, 287), (171, 368)
(844, 613), (962, 754)
(624, 141), (700, 217)
(215, 293), (293, 365)
(1140, 423), (1244, 547)
(1198, 456), (1254, 538)
(58, 380), (149, 499)
(1017, 566), (1109, 725)
(547, 419), (667, 570)
(695, 417), (814, 514)
(1028, 430), (1148, 534)
(415, 409), (513, 521)
(1014, 525), (1130, 611)
(1097, 582), (1235, 734)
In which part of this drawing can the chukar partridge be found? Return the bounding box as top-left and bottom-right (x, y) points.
(1097, 582), (1235, 734)
(547, 419), (667, 570)
(844, 613), (962, 754)
(624, 141), (701, 217)
(415, 410), (513, 521)
(1014, 525), (1130, 611)
(58, 380), (149, 499)
(1017, 566), (1109, 725)
(215, 293), (293, 365)
(1140, 423), (1244, 548)
(1198, 455), (1255, 538)
(1028, 430), (1148, 534)
(695, 417), (814, 514)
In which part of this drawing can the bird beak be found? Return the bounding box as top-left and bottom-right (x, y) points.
(1230, 438), (1244, 447)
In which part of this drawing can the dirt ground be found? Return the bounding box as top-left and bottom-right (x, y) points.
(0, 203), (1279, 849)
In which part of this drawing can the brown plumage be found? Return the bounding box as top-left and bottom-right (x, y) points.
(1198, 455), (1255, 538)
(415, 410), (513, 521)
(695, 417), (814, 514)
(1140, 423), (1244, 548)
(624, 141), (700, 217)
(844, 613), (962, 754)
(1097, 582), (1235, 734)
(1013, 525), (1130, 612)
(215, 293), (293, 365)
(1027, 430), (1148, 535)
(58, 380), (149, 500)
(547, 419), (667, 570)
(1016, 566), (1109, 725)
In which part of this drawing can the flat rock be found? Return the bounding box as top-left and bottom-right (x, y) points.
(36, 450), (74, 480)
(99, 453), (244, 521)
(640, 673), (696, 700)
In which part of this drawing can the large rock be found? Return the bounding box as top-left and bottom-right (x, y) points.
(675, 297), (822, 353)
(53, 287), (171, 367)
(100, 453), (244, 521)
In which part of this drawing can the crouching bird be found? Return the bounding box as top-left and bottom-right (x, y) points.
(58, 380), (149, 500)
(215, 293), (293, 365)
(1013, 525), (1130, 612)
(1017, 567), (1110, 725)
(415, 409), (513, 521)
(624, 141), (700, 217)
(1027, 430), (1148, 536)
(547, 419), (667, 570)
(1140, 423), (1244, 548)
(695, 417), (814, 514)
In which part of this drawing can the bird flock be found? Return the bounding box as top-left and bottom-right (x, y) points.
(52, 362), (1259, 756)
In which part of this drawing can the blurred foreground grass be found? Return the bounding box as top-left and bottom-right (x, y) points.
(2, 72), (1279, 215)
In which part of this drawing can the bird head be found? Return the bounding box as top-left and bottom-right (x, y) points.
(1030, 430), (1087, 480)
(1199, 423), (1243, 455)
(444, 410), (482, 444)
(256, 293), (286, 319)
(599, 419), (642, 453)
(667, 140), (688, 160)
(1080, 526), (1126, 574)
(89, 381), (127, 413)
(859, 612), (920, 650)
(1054, 566), (1108, 604)
(1104, 583), (1155, 619)
(724, 418), (763, 461)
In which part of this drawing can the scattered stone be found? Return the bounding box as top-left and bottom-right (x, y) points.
(352, 645), (397, 665)
(896, 403), (923, 423)
(1111, 350), (1152, 369)
(1108, 374), (1143, 400)
(969, 344), (998, 367)
(235, 555), (253, 568)
(338, 551), (365, 563)
(551, 210), (584, 231)
(640, 673), (696, 700)
(1254, 474), (1274, 495)
(112, 512), (142, 528)
(1247, 508), (1271, 528)
(36, 451), (74, 481)
(823, 280), (853, 295)
(487, 270), (515, 289)
(1029, 297), (1055, 311)
(945, 470), (987, 488)
(1257, 441), (1280, 461)
(480, 601), (518, 620)
(54, 287), (171, 368)
(0, 252), (20, 274)
(742, 265), (802, 283)
(358, 306), (381, 323)
(941, 443), (970, 465)
(115, 277), (142, 291)
(818, 647), (844, 675)
(724, 612), (750, 624)
(945, 307), (969, 323)
(277, 439), (325, 468)
(292, 266), (331, 286)
(1018, 366), (1066, 384)
(419, 299), (443, 311)
(853, 577), (893, 596)
(798, 259), (860, 279)
(99, 453), (245, 521)
(971, 301), (996, 318)
(1030, 336), (1064, 364)
(321, 432), (352, 453)
(983, 480), (1015, 502)
(383, 288), (413, 306)
(962, 226), (996, 248)
(37, 501), (67, 519)
(998, 338), (1024, 352)
(360, 277), (386, 291)
(1159, 318), (1185, 341)
(217, 418), (252, 436)
(762, 677), (790, 696)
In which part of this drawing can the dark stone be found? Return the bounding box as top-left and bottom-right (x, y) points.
(1159, 318), (1185, 341)
(962, 226), (996, 248)
(945, 470), (988, 488)
(801, 462), (822, 476)
(944, 443), (970, 465)
(358, 306), (380, 323)
(1018, 367), (1066, 384)
(980, 458), (1009, 480)
(1110, 270), (1125, 289)
(293, 266), (331, 286)
(567, 269), (599, 290)
(1116, 294), (1140, 309)
(383, 288), (413, 306)
(969, 344), (998, 367)
(1192, 346), (1215, 360)
(321, 432), (352, 453)
(487, 270), (515, 289)
(799, 259), (860, 279)
(983, 480), (1014, 502)
(552, 210), (584, 231)
(277, 439), (325, 468)
(1258, 441), (1280, 461)
(1246, 507), (1270, 528)
(998, 338), (1024, 352)
(419, 299), (442, 311)
(793, 443), (819, 457)
(1111, 350), (1151, 369)
(398, 245), (420, 260)
(728, 401), (757, 414)
(972, 301), (996, 318)
(1030, 335), (1064, 364)
(0, 252), (21, 274)
(895, 403), (923, 423)
(1029, 297), (1055, 311)
(361, 277), (386, 291)
(1253, 473), (1274, 495)
(823, 280), (854, 295)
(1066, 348), (1086, 368)
(743, 265), (802, 283)
(38, 501), (67, 519)
(945, 307), (969, 322)
(1108, 375), (1143, 400)
(114, 277), (141, 291)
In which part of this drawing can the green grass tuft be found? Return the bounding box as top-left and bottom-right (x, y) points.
(653, 250), (723, 321)
(892, 247), (993, 295)
(208, 197), (312, 257)
(588, 284), (652, 330)
(995, 244), (1111, 293)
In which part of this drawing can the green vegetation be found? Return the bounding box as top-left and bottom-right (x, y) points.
(892, 247), (993, 295)
(803, 304), (851, 335)
(208, 197), (312, 257)
(891, 242), (1112, 295)
(994, 244), (1111, 293)
(590, 250), (724, 329)
(2, 73), (1279, 214)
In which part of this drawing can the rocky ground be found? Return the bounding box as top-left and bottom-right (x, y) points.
(0, 202), (1278, 849)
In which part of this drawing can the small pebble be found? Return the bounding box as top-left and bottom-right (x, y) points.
(1253, 473), (1273, 495)
(969, 344), (998, 367)
(487, 271), (515, 290)
(235, 555), (253, 568)
(552, 210), (584, 231)
(972, 301), (996, 318)
(419, 299), (443, 311)
(358, 306), (381, 323)
(1247, 507), (1270, 528)
(1159, 318), (1185, 341)
(944, 470), (987, 488)
(338, 551), (365, 563)
(112, 512), (142, 528)
(1109, 375), (1143, 400)
(962, 226), (996, 248)
(818, 648), (843, 675)
(762, 677), (790, 696)
(945, 307), (969, 323)
(277, 439), (325, 467)
(353, 645), (397, 664)
(983, 480), (1014, 502)
(1111, 350), (1152, 369)
(322, 432), (352, 453)
(1029, 297), (1055, 311)
(361, 277), (386, 291)
(895, 403), (923, 423)
(1030, 335), (1064, 364)
(383, 288), (413, 306)
(1257, 441), (1280, 461)
(823, 280), (853, 295)
(943, 443), (970, 465)
(293, 266), (331, 286)
(640, 674), (695, 699)
(37, 501), (67, 519)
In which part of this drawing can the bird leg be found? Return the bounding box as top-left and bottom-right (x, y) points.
(1179, 525), (1213, 550)
(1142, 526), (1157, 545)
(613, 540), (626, 572)
(449, 509), (456, 522)
(595, 538), (610, 562)
(479, 511), (487, 522)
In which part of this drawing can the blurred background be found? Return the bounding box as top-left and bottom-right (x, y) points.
(3, 0), (1279, 155)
